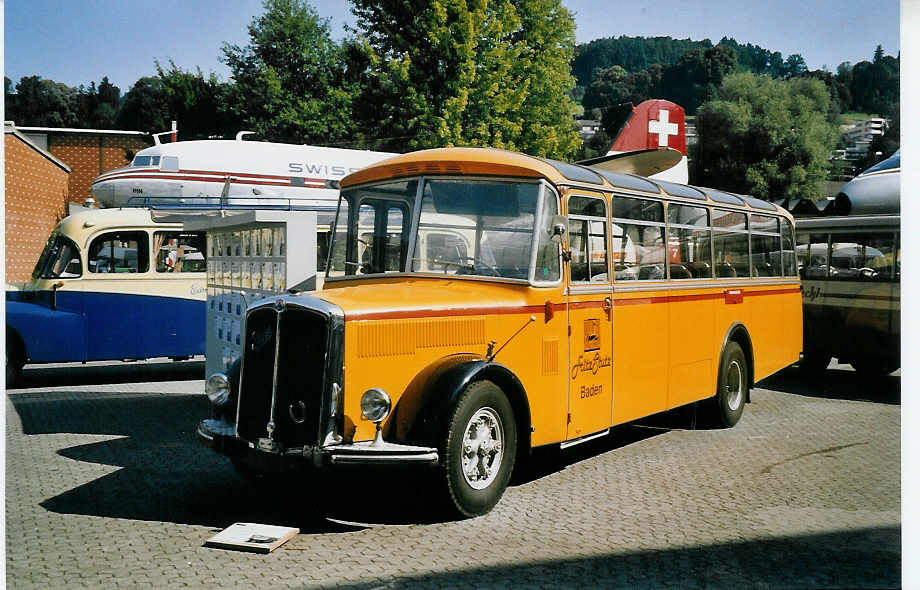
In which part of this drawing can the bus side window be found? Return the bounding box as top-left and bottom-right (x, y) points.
(712, 209), (749, 278)
(534, 187), (561, 282)
(611, 195), (665, 281)
(828, 232), (897, 281)
(750, 215), (780, 277)
(357, 204), (377, 274)
(88, 231), (149, 273)
(568, 195), (608, 283)
(781, 218), (796, 276)
(667, 204), (711, 279)
(800, 233), (829, 279)
(154, 231), (207, 273)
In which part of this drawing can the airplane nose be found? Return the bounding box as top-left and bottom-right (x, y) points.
(90, 181), (115, 207)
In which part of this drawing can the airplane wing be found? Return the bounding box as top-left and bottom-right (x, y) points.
(575, 148), (683, 177)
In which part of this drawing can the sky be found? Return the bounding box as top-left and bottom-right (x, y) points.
(3, 0), (900, 93)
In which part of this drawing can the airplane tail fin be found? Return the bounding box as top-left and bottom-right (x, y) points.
(578, 99), (689, 184)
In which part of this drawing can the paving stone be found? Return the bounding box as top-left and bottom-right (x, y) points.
(5, 359), (901, 589)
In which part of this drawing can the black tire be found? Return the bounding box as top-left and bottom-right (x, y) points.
(707, 341), (748, 428)
(6, 333), (25, 388)
(440, 380), (517, 518)
(850, 356), (899, 377)
(799, 348), (831, 375)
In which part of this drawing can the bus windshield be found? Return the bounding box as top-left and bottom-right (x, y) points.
(32, 234), (82, 279)
(328, 178), (557, 281)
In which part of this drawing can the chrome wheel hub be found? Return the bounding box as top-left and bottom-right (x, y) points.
(461, 407), (504, 490)
(726, 359), (743, 411)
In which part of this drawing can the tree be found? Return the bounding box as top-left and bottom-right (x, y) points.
(350, 0), (580, 158)
(157, 60), (240, 139)
(694, 72), (837, 201)
(78, 77), (121, 128)
(8, 76), (81, 127)
(116, 77), (170, 133)
(221, 0), (354, 144)
(783, 54), (807, 78)
(582, 65), (638, 111)
(659, 45), (737, 113)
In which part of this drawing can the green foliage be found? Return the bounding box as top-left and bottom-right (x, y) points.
(156, 60), (240, 139)
(221, 0), (355, 144)
(573, 36), (714, 87)
(7, 76), (81, 127)
(694, 73), (837, 201)
(573, 36), (786, 90)
(573, 129), (612, 161)
(350, 0), (580, 158)
(849, 47), (899, 118)
(583, 45), (736, 116)
(116, 77), (170, 133)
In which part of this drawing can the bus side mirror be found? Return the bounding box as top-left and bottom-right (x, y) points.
(550, 215), (572, 262)
(551, 215), (567, 244)
(51, 281), (64, 311)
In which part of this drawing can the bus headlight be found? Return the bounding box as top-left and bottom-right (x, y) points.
(205, 372), (230, 406)
(360, 388), (391, 423)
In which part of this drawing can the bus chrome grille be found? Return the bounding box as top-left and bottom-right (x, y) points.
(237, 305), (329, 450)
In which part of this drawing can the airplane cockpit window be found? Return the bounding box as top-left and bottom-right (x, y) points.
(161, 156), (179, 172)
(132, 155), (161, 167)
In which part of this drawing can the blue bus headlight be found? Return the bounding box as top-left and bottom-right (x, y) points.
(360, 388), (391, 423)
(206, 373), (231, 406)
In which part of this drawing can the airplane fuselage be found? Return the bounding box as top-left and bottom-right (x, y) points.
(90, 139), (395, 209)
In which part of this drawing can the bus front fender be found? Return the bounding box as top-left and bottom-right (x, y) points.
(5, 300), (86, 363)
(389, 355), (531, 456)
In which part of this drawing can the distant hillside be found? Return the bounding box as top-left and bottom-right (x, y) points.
(573, 36), (709, 86)
(573, 35), (786, 88)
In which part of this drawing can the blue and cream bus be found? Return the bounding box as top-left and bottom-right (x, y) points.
(6, 208), (207, 384)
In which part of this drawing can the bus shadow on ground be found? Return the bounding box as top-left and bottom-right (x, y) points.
(11, 359), (204, 389)
(757, 361), (900, 405)
(12, 389), (678, 531)
(330, 526), (899, 589)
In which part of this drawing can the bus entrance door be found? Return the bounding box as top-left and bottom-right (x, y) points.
(565, 193), (613, 441)
(566, 294), (613, 440)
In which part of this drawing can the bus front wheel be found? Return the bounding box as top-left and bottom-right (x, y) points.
(6, 333), (25, 388)
(440, 380), (517, 518)
(708, 341), (747, 428)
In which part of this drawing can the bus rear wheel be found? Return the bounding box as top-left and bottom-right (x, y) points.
(707, 341), (747, 428)
(799, 348), (832, 374)
(850, 356), (899, 377)
(440, 380), (517, 518)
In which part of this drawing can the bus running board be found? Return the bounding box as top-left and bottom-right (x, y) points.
(559, 428), (610, 450)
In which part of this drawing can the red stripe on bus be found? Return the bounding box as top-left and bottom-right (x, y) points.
(345, 286), (799, 320)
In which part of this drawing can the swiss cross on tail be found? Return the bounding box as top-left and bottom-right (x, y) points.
(575, 99), (689, 183)
(610, 99), (687, 155)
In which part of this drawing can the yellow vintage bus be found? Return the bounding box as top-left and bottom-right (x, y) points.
(198, 147), (802, 517)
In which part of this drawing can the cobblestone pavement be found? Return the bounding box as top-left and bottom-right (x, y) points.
(6, 359), (900, 589)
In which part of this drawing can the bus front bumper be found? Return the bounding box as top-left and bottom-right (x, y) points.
(197, 418), (439, 468)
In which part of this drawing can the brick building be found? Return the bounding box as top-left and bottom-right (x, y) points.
(5, 124), (72, 285)
(16, 126), (150, 206)
(5, 124), (152, 285)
